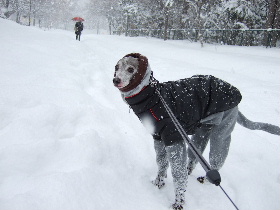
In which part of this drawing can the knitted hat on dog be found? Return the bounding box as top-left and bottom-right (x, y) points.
(119, 53), (149, 92)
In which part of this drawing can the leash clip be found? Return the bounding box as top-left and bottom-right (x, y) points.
(149, 71), (159, 88)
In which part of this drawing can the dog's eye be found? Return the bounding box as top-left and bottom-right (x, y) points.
(127, 67), (134, 73)
(115, 65), (119, 71)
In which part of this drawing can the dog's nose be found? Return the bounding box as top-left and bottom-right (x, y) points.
(113, 78), (121, 85)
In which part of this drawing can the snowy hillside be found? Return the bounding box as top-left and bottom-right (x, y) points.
(0, 18), (279, 210)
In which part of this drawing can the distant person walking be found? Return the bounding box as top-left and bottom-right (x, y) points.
(74, 21), (83, 41)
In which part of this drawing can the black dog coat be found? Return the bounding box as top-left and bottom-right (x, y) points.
(125, 75), (242, 146)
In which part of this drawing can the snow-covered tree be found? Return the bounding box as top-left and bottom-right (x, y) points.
(1, 0), (278, 46)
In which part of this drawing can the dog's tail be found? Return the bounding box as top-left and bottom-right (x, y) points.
(237, 111), (280, 135)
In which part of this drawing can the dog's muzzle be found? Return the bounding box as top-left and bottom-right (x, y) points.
(113, 78), (121, 87)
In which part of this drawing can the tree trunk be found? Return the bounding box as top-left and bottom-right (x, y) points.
(196, 1), (204, 46)
(264, 0), (280, 47)
(108, 18), (112, 35)
(28, 0), (32, 26)
(163, 7), (169, 41)
(96, 19), (100, 34)
(16, 11), (20, 23)
(125, 14), (129, 36)
(271, 2), (280, 46)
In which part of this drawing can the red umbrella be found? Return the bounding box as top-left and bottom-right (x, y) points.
(72, 17), (84, 21)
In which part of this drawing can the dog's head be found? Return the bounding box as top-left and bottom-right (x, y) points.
(113, 53), (149, 92)
(113, 56), (139, 89)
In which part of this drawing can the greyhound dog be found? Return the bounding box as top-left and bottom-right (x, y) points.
(113, 53), (280, 210)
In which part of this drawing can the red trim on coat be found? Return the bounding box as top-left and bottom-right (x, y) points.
(150, 108), (160, 121)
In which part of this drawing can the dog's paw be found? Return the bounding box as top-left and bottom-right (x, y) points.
(187, 161), (196, 175)
(170, 189), (185, 210)
(197, 176), (210, 184)
(187, 165), (194, 175)
(151, 175), (165, 189)
(171, 203), (183, 210)
(170, 201), (184, 210)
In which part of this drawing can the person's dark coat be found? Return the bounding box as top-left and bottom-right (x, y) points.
(75, 22), (83, 35)
(125, 75), (242, 146)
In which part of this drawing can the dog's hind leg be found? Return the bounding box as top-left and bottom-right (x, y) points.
(237, 111), (280, 135)
(187, 125), (213, 174)
(209, 107), (238, 170)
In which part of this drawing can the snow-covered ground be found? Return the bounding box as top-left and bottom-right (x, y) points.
(0, 18), (280, 210)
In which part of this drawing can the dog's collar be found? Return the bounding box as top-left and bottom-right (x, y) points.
(124, 72), (158, 99)
(125, 86), (148, 99)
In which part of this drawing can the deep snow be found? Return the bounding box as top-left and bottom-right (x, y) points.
(0, 18), (280, 210)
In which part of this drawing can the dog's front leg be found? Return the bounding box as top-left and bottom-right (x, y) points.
(152, 140), (169, 188)
(166, 140), (188, 210)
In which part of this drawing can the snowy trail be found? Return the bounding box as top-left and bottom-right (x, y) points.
(0, 19), (280, 210)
